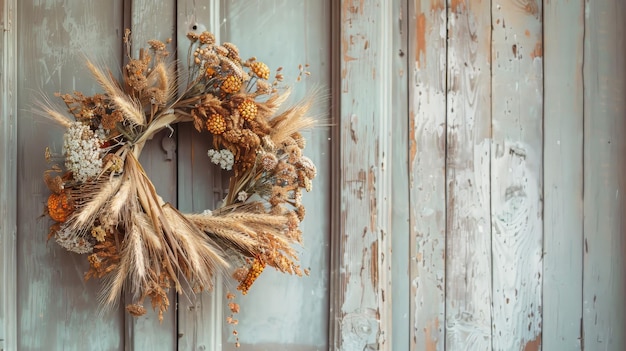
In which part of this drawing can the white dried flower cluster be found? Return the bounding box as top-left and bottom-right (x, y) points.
(297, 156), (317, 179)
(207, 148), (234, 170)
(237, 191), (248, 202)
(55, 224), (93, 254)
(63, 122), (104, 183)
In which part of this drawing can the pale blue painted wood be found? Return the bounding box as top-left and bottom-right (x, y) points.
(334, 1), (395, 350)
(127, 1), (178, 349)
(0, 1), (18, 350)
(543, 0), (584, 349)
(176, 2), (227, 350)
(15, 1), (125, 350)
(490, 1), (543, 349)
(175, 1), (332, 350)
(583, 0), (626, 349)
(391, 0), (410, 350)
(217, 2), (332, 350)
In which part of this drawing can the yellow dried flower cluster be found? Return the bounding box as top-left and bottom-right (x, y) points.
(221, 75), (243, 94)
(250, 61), (270, 80)
(238, 99), (258, 121)
(207, 114), (227, 135)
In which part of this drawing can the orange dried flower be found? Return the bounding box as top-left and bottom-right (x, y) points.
(126, 304), (147, 317)
(237, 258), (266, 295)
(205, 67), (216, 78)
(221, 75), (242, 94)
(238, 99), (258, 121)
(47, 192), (74, 222)
(250, 61), (270, 80)
(207, 114), (227, 134)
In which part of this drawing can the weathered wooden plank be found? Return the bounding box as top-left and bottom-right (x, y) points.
(490, 1), (543, 350)
(176, 1), (333, 350)
(407, 0), (446, 350)
(217, 2), (332, 350)
(328, 1), (343, 350)
(176, 2), (225, 350)
(582, 0), (626, 349)
(0, 0), (18, 350)
(126, 0), (178, 348)
(390, 0), (410, 350)
(543, 0), (584, 349)
(335, 1), (394, 350)
(444, 0), (492, 349)
(15, 1), (125, 349)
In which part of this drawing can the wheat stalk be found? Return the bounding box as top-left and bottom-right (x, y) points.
(85, 60), (145, 126)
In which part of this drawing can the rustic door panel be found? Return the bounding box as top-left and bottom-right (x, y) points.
(15, 1), (126, 350)
(126, 0), (179, 349)
(174, 1), (332, 350)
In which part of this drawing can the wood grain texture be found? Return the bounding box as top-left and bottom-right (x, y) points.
(127, 1), (178, 349)
(390, 0), (410, 350)
(582, 0), (626, 349)
(543, 0), (584, 349)
(15, 1), (125, 350)
(408, 0), (447, 350)
(490, 1), (543, 350)
(0, 0), (18, 350)
(445, 0), (492, 349)
(336, 1), (394, 350)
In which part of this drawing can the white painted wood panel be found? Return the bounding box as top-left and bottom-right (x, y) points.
(543, 0), (584, 349)
(407, 0), (446, 350)
(445, 0), (493, 349)
(490, 1), (543, 350)
(15, 1), (125, 350)
(582, 0), (626, 349)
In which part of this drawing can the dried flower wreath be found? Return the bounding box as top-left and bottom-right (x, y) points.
(42, 29), (317, 322)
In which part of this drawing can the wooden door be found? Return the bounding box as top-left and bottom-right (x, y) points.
(7, 0), (331, 350)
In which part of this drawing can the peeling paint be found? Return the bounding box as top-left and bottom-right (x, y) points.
(450, 0), (466, 11)
(523, 333), (542, 351)
(350, 114), (359, 143)
(409, 110), (417, 166)
(370, 241), (379, 290)
(416, 14), (426, 68)
(530, 41), (543, 59)
(368, 166), (377, 231)
(431, 0), (445, 12)
(342, 35), (358, 62)
(424, 319), (440, 351)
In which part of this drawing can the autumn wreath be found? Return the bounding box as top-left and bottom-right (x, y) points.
(42, 29), (317, 322)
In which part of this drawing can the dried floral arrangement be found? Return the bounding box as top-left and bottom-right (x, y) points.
(42, 29), (317, 322)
